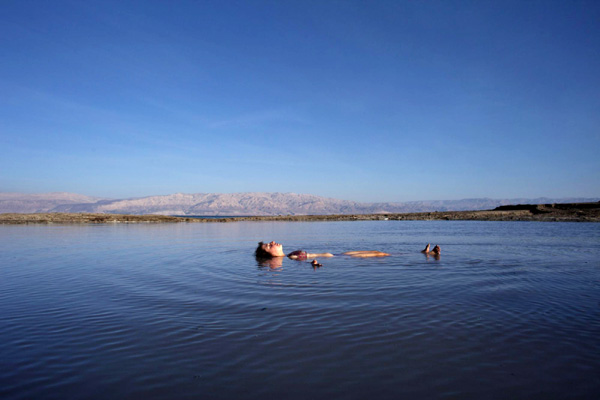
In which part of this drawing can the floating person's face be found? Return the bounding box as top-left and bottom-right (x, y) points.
(261, 241), (285, 257)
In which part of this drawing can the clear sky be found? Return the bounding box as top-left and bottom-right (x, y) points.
(1, 0), (599, 202)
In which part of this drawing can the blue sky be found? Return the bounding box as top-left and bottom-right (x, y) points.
(1, 0), (599, 202)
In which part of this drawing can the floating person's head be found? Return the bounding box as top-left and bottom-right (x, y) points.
(432, 245), (441, 255)
(255, 241), (285, 258)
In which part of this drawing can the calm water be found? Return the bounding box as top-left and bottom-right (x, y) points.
(1, 221), (599, 399)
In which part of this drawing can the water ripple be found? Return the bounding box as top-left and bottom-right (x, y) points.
(0, 222), (599, 399)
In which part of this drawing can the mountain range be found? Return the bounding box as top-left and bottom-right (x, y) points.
(1, 192), (598, 215)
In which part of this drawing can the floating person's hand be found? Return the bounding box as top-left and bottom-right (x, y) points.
(311, 259), (322, 268)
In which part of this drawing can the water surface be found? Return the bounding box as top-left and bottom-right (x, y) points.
(1, 221), (599, 399)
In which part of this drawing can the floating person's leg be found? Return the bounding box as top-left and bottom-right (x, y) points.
(343, 251), (390, 257)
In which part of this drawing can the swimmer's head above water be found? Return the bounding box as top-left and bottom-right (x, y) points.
(255, 241), (286, 258)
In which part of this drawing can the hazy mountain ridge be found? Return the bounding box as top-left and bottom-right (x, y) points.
(0, 192), (103, 213)
(51, 193), (364, 215)
(1, 192), (598, 215)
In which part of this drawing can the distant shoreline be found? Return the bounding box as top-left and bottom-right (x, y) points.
(1, 202), (598, 224)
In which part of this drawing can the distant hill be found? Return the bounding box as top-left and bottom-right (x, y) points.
(1, 192), (598, 215)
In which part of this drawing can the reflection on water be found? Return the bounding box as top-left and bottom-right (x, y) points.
(1, 221), (599, 400)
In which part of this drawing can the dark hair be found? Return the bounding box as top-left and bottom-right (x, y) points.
(255, 242), (273, 258)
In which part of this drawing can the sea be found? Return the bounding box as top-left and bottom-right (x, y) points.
(1, 221), (599, 400)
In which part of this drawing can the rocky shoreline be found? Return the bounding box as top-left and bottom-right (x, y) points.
(1, 202), (598, 224)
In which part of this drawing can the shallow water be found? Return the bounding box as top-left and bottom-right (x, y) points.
(1, 221), (599, 399)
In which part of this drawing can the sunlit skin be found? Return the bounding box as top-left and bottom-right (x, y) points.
(342, 250), (390, 258)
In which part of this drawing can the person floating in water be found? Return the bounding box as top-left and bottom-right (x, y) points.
(255, 241), (390, 261)
(421, 243), (441, 257)
(255, 241), (334, 260)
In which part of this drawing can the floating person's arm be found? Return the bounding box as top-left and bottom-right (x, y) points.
(288, 250), (334, 259)
(307, 252), (334, 258)
(421, 243), (430, 253)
